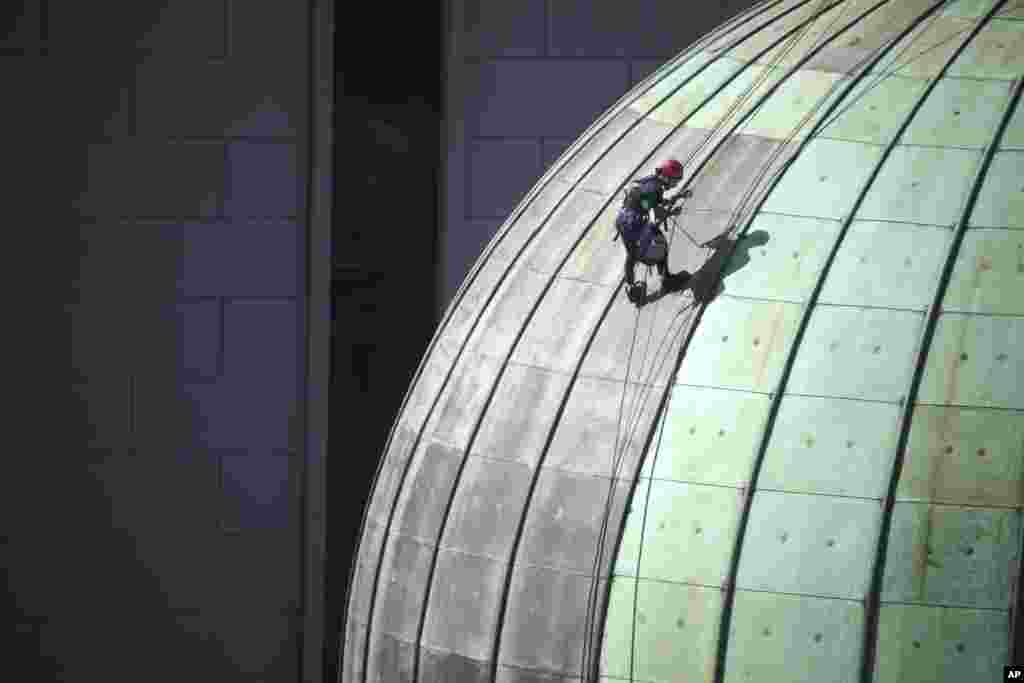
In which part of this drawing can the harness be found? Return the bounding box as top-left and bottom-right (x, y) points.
(614, 175), (662, 252)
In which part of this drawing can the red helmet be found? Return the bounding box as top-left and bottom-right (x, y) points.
(656, 159), (684, 180)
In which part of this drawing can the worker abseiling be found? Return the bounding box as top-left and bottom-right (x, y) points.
(615, 158), (693, 306)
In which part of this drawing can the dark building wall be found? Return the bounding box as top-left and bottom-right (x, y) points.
(5, 2), (312, 681)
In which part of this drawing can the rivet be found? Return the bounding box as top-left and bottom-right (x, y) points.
(912, 640), (921, 649)
(793, 251), (800, 259)
(846, 440), (855, 449)
(814, 633), (823, 643)
(722, 335), (729, 342)
(658, 522), (666, 530)
(753, 337), (760, 346)
(977, 448), (986, 457)
(964, 546), (974, 556)
(763, 627), (772, 637)
(953, 110), (960, 116)
(944, 445), (954, 454)
(826, 539), (836, 547)
(695, 527), (703, 535)
(873, 345), (881, 354)
(638, 613), (647, 624)
(779, 532), (789, 543)
(677, 618), (685, 628)
(997, 353), (1008, 362)
(956, 643), (965, 653)
(911, 181), (919, 188)
(829, 341), (840, 351)
(690, 426), (697, 435)
(859, 256), (867, 264)
(960, 352), (968, 362)
(819, 175), (828, 182)
(904, 257), (912, 267)
(718, 429), (726, 437)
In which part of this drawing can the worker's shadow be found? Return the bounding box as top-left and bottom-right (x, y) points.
(688, 229), (771, 304)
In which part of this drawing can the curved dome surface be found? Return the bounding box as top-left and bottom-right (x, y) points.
(342, 0), (1024, 681)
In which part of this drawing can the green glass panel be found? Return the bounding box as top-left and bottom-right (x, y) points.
(736, 491), (881, 599)
(727, 0), (898, 69)
(902, 77), (1008, 149)
(641, 385), (771, 487)
(515, 278), (607, 373)
(947, 19), (1024, 80)
(687, 61), (783, 132)
(970, 150), (1024, 228)
(464, 261), (549, 361)
(628, 51), (717, 117)
(646, 57), (743, 128)
(762, 138), (884, 220)
(743, 67), (843, 141)
(941, 0), (1001, 19)
(1002, 92), (1024, 149)
(899, 405), (1024, 508)
(873, 604), (1009, 683)
(563, 203), (631, 287)
(637, 480), (743, 586)
(545, 376), (661, 479)
(615, 477), (648, 578)
(760, 394), (900, 498)
(944, 229), (1024, 315)
(428, 350), (504, 451)
(819, 221), (951, 310)
(881, 502), (1019, 608)
(806, 0), (943, 75)
(522, 186), (608, 275)
(633, 580), (723, 683)
(600, 576), (635, 679)
(818, 74), (929, 146)
(918, 313), (1024, 410)
(787, 306), (924, 402)
(581, 291), (689, 384)
(553, 113), (646, 191)
(676, 297), (803, 393)
(474, 363), (571, 468)
(858, 146), (981, 226)
(724, 591), (864, 683)
(869, 16), (975, 80)
(720, 212), (840, 303)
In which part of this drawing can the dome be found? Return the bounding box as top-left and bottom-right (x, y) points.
(341, 0), (1024, 681)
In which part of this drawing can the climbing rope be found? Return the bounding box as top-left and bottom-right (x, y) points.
(581, 0), (984, 679)
(579, 0), (847, 677)
(578, 0), (987, 677)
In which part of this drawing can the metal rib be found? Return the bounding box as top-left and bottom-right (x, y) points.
(860, 33), (1022, 683)
(474, 0), (911, 678)
(346, 1), (797, 679)
(414, 2), (854, 679)
(699, 1), (970, 681)
(584, 0), (956, 678)
(336, 2), (786, 673)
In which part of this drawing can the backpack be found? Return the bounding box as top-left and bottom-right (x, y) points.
(614, 176), (657, 243)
